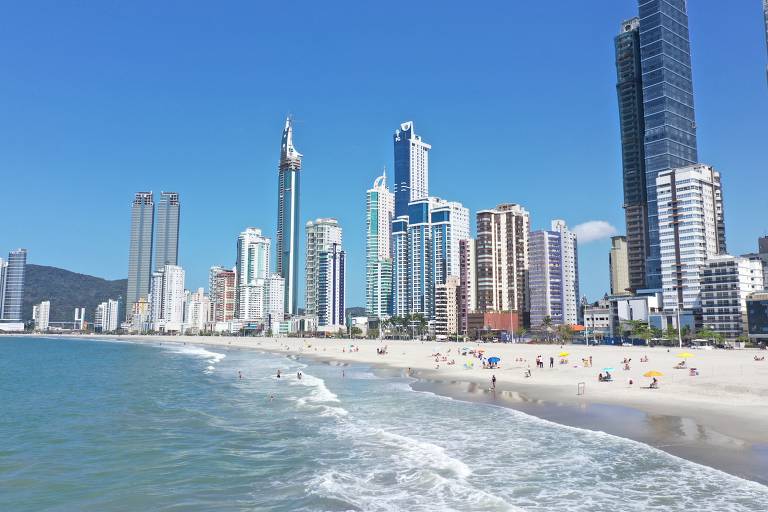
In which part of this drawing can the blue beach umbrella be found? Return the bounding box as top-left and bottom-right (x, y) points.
(488, 357), (501, 364)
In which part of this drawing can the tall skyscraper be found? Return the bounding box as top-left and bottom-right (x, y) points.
(366, 171), (395, 319)
(305, 219), (343, 318)
(764, 0), (768, 85)
(209, 266), (236, 323)
(235, 228), (271, 322)
(615, 17), (648, 291)
(276, 116), (302, 315)
(155, 192), (180, 271)
(407, 198), (437, 319)
(391, 215), (410, 317)
(0, 249), (27, 322)
(657, 164), (725, 311)
(393, 122), (430, 217)
(458, 239), (477, 335)
(529, 220), (579, 327)
(0, 257), (7, 318)
(637, 0), (699, 289)
(476, 204), (530, 322)
(126, 192), (155, 321)
(609, 236), (631, 296)
(317, 242), (346, 330)
(150, 265), (185, 332)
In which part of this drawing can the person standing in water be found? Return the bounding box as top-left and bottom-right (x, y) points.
(277, 369), (281, 379)
(238, 371), (243, 380)
(491, 374), (497, 389)
(297, 370), (302, 380)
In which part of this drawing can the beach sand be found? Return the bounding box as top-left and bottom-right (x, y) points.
(78, 334), (768, 483)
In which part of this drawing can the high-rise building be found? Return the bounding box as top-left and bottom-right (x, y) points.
(305, 219), (343, 318)
(1, 249), (27, 322)
(764, 0), (768, 85)
(235, 228), (271, 322)
(276, 116), (302, 315)
(150, 265), (185, 332)
(126, 192), (155, 320)
(476, 204), (530, 322)
(701, 255), (763, 340)
(33, 301), (50, 331)
(393, 122), (430, 217)
(317, 242), (345, 331)
(458, 239), (477, 335)
(435, 275), (460, 337)
(155, 192), (180, 271)
(184, 288), (210, 333)
(637, 0), (699, 289)
(657, 164), (725, 311)
(391, 215), (410, 317)
(209, 266), (237, 323)
(609, 236), (631, 296)
(366, 172), (395, 319)
(0, 258), (6, 318)
(431, 200), (470, 286)
(529, 220), (579, 327)
(95, 299), (120, 332)
(743, 237), (768, 290)
(407, 198), (438, 319)
(615, 17), (648, 291)
(265, 273), (285, 330)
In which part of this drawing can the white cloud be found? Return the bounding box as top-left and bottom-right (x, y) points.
(573, 220), (618, 244)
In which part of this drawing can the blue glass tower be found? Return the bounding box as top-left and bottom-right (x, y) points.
(393, 122), (430, 218)
(276, 117), (302, 315)
(638, 0), (699, 289)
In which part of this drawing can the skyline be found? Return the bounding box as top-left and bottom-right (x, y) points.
(1, 1), (767, 307)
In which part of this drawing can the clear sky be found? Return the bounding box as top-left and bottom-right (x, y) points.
(1, 1), (766, 308)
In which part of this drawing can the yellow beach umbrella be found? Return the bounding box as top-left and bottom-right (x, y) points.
(643, 370), (663, 377)
(677, 352), (694, 358)
(559, 352), (570, 357)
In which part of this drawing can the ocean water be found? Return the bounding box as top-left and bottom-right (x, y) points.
(1, 337), (767, 512)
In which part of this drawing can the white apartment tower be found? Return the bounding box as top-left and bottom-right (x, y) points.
(366, 171), (395, 319)
(95, 299), (120, 332)
(305, 218), (343, 317)
(657, 164), (726, 311)
(235, 228), (271, 322)
(701, 255), (763, 340)
(150, 265), (185, 332)
(33, 301), (51, 331)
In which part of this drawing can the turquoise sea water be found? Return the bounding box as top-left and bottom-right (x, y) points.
(1, 336), (767, 511)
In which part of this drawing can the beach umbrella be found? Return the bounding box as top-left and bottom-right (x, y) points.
(559, 351), (570, 357)
(643, 370), (663, 377)
(488, 357), (501, 364)
(677, 352), (694, 358)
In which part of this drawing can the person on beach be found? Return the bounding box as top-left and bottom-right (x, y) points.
(491, 375), (497, 389)
(549, 356), (554, 368)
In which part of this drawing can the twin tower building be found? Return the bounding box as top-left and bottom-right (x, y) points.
(366, 122), (580, 337)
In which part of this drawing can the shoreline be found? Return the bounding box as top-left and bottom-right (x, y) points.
(33, 333), (768, 485)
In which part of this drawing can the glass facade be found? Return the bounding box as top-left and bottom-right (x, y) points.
(126, 192), (154, 321)
(276, 117), (302, 315)
(638, 0), (698, 289)
(1, 249), (27, 322)
(155, 192), (180, 271)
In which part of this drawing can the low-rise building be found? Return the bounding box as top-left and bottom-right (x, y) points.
(700, 255), (763, 340)
(747, 292), (768, 344)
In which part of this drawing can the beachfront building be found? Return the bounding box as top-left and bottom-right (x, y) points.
(747, 292), (768, 343)
(393, 121), (430, 217)
(434, 275), (460, 338)
(317, 242), (345, 331)
(657, 164), (726, 312)
(235, 228), (271, 324)
(127, 297), (151, 333)
(635, 0), (700, 290)
(305, 219), (343, 318)
(0, 249), (27, 326)
(476, 204), (530, 325)
(609, 236), (631, 296)
(741, 236), (768, 290)
(529, 220), (579, 327)
(431, 200), (470, 286)
(155, 192), (180, 271)
(126, 192), (154, 321)
(365, 171), (395, 319)
(458, 238), (477, 335)
(209, 266), (236, 323)
(583, 299), (610, 338)
(265, 273), (285, 332)
(184, 288), (210, 334)
(608, 292), (662, 337)
(150, 265), (185, 332)
(33, 301), (51, 331)
(95, 299), (120, 333)
(391, 215), (410, 317)
(614, 17), (648, 291)
(700, 255), (763, 340)
(276, 116), (302, 315)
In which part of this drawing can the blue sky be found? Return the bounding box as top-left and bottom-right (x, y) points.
(1, 1), (766, 307)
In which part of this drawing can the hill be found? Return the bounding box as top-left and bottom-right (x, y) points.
(23, 265), (127, 323)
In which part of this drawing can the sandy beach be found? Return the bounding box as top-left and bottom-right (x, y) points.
(72, 334), (768, 482)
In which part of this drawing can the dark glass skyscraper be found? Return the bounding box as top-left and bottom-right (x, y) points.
(276, 117), (301, 315)
(0, 249), (27, 322)
(637, 0), (699, 289)
(126, 192), (155, 321)
(393, 122), (430, 218)
(615, 17), (648, 292)
(155, 192), (180, 271)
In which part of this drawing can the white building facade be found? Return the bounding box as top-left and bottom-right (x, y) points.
(33, 300), (51, 331)
(150, 265), (186, 332)
(366, 172), (395, 319)
(236, 228), (271, 323)
(700, 255), (763, 340)
(529, 220), (579, 326)
(305, 218), (343, 318)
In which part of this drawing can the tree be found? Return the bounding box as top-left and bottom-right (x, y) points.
(542, 316), (553, 342)
(557, 324), (574, 342)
